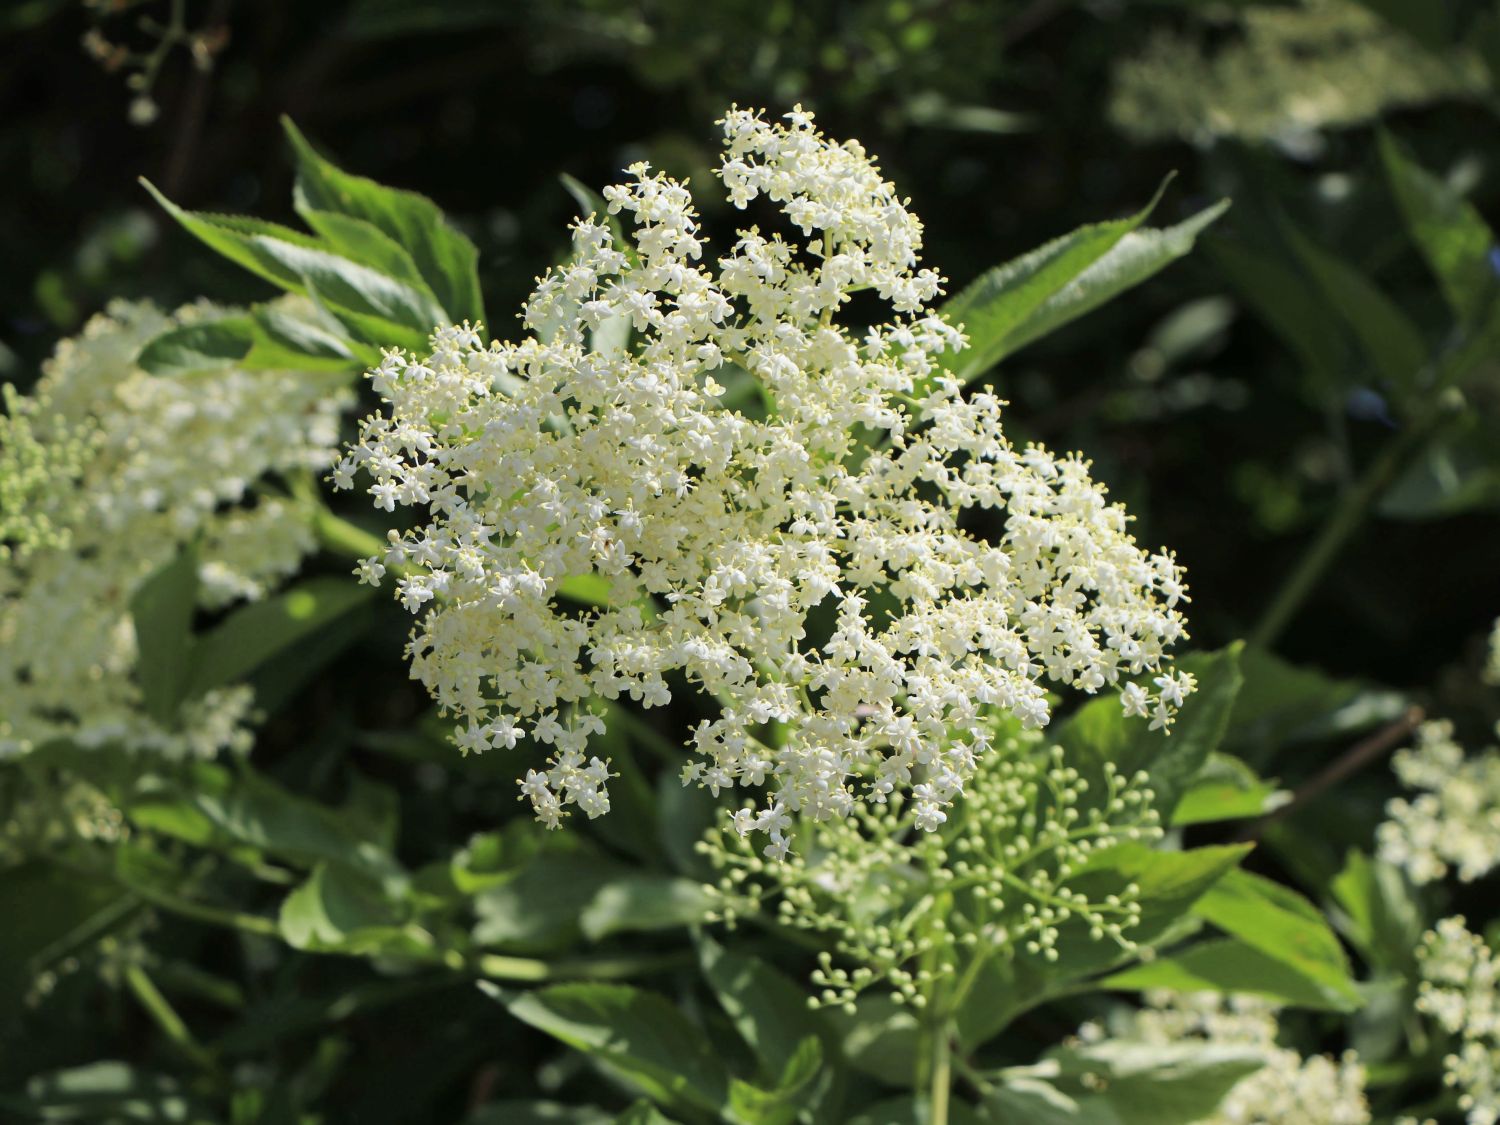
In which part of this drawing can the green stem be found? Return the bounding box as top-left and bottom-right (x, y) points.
(1252, 412), (1441, 650)
(472, 950), (690, 982)
(926, 1018), (953, 1125)
(123, 963), (218, 1073)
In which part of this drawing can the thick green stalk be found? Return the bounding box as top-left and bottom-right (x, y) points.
(926, 1018), (953, 1125)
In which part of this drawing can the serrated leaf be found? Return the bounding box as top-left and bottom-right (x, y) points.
(143, 180), (437, 350)
(129, 542), (200, 725)
(940, 181), (1170, 384)
(1001, 200), (1229, 363)
(1191, 868), (1361, 1011)
(185, 578), (374, 700)
(940, 189), (1227, 384)
(502, 983), (729, 1116)
(284, 118), (484, 326)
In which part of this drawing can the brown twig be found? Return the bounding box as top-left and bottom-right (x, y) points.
(1237, 704), (1425, 842)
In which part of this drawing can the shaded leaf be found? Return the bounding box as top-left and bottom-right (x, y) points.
(501, 983), (729, 1116)
(129, 542), (200, 725)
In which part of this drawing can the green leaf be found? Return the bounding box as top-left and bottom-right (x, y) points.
(185, 578), (375, 700)
(959, 843), (1250, 1047)
(1191, 868), (1361, 1011)
(129, 542), (200, 725)
(725, 1036), (823, 1125)
(250, 298), (372, 369)
(130, 760), (405, 888)
(1378, 130), (1497, 326)
(1328, 849), (1425, 971)
(1171, 753), (1285, 826)
(999, 201), (1229, 365)
(473, 850), (630, 951)
(284, 118), (485, 326)
(940, 188), (1228, 383)
(1102, 936), (1352, 1011)
(142, 180), (437, 351)
(279, 863), (432, 959)
(501, 983), (730, 1116)
(696, 933), (838, 1099)
(1056, 644), (1245, 822)
(135, 314), (255, 376)
(577, 875), (711, 941)
(1279, 215), (1429, 398)
(939, 181), (1168, 384)
(1013, 1040), (1266, 1125)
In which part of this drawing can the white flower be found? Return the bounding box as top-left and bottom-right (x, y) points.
(1378, 719), (1500, 885)
(1416, 917), (1500, 1125)
(338, 105), (1192, 840)
(0, 299), (352, 758)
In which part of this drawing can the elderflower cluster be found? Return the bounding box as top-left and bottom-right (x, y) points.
(0, 300), (352, 758)
(1079, 991), (1371, 1124)
(1377, 720), (1500, 884)
(338, 105), (1192, 841)
(1416, 916), (1500, 1125)
(700, 723), (1162, 1008)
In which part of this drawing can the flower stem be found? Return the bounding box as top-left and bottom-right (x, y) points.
(926, 1018), (953, 1125)
(123, 963), (219, 1074)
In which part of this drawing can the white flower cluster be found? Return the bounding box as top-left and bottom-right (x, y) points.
(1377, 720), (1500, 884)
(1080, 991), (1371, 1125)
(1416, 916), (1500, 1125)
(0, 300), (352, 758)
(701, 724), (1163, 1008)
(339, 106), (1192, 843)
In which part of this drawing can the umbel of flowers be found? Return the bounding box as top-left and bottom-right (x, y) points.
(702, 720), (1163, 1009)
(0, 300), (350, 758)
(339, 106), (1193, 856)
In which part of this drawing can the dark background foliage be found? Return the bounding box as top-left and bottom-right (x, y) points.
(3, 1), (1499, 1120)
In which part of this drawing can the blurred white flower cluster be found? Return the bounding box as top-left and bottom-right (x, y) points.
(703, 724), (1163, 1004)
(1378, 719), (1500, 884)
(1416, 916), (1500, 1125)
(339, 105), (1192, 848)
(1082, 991), (1371, 1125)
(0, 300), (351, 758)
